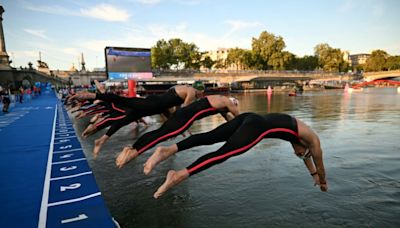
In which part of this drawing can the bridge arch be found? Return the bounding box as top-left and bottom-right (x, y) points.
(21, 75), (33, 88)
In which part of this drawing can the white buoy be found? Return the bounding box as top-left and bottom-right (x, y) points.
(397, 87), (400, 93)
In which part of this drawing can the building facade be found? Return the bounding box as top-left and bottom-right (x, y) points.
(202, 48), (238, 71)
(349, 53), (370, 67)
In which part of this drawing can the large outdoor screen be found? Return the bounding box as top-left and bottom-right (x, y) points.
(105, 47), (153, 80)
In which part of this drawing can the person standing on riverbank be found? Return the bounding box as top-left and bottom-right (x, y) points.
(18, 86), (24, 103)
(147, 112), (327, 198)
(0, 86), (11, 113)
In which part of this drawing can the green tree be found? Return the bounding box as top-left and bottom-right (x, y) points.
(364, 50), (389, 72)
(314, 43), (346, 72)
(251, 31), (291, 70)
(288, 55), (318, 71)
(151, 38), (202, 70)
(151, 39), (173, 70)
(242, 49), (255, 70)
(214, 59), (226, 69)
(168, 38), (184, 69)
(201, 56), (216, 70)
(226, 47), (247, 70)
(356, 64), (365, 72)
(179, 42), (202, 70)
(385, 55), (400, 70)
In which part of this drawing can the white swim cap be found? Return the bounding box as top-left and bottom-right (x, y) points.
(229, 97), (239, 106)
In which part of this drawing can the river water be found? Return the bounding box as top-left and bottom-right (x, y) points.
(73, 87), (400, 228)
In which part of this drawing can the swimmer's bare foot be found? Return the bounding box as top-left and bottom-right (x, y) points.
(82, 124), (96, 138)
(81, 127), (90, 138)
(90, 114), (100, 124)
(143, 145), (178, 175)
(116, 147), (139, 168)
(93, 135), (109, 159)
(153, 169), (189, 199)
(76, 112), (86, 119)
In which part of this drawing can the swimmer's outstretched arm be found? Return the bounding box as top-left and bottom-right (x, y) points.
(302, 157), (320, 186)
(69, 92), (96, 101)
(309, 143), (327, 192)
(94, 80), (106, 94)
(220, 111), (235, 121)
(182, 89), (196, 107)
(297, 119), (327, 192)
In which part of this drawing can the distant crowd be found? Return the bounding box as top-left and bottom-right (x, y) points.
(0, 84), (43, 113)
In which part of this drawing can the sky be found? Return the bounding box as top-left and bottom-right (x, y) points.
(1, 0), (399, 71)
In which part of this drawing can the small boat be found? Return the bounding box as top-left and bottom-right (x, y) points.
(324, 84), (344, 89)
(288, 92), (297, 97)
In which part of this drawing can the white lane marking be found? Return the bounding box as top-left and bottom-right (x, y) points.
(38, 104), (57, 228)
(55, 131), (76, 134)
(53, 140), (72, 145)
(47, 192), (101, 207)
(56, 127), (74, 130)
(53, 148), (83, 154)
(54, 135), (77, 140)
(52, 158), (86, 165)
(50, 171), (92, 181)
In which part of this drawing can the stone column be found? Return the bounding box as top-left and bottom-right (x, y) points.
(0, 5), (10, 68)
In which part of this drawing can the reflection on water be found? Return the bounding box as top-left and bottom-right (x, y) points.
(74, 87), (400, 227)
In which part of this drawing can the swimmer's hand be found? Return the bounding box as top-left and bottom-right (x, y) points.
(317, 180), (328, 192)
(320, 183), (328, 192)
(312, 173), (320, 186)
(94, 80), (106, 94)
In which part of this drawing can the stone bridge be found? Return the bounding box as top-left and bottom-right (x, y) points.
(363, 70), (400, 81)
(191, 71), (358, 83)
(0, 68), (69, 90)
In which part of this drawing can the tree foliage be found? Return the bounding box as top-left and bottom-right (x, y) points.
(201, 56), (216, 70)
(251, 31), (292, 70)
(151, 39), (173, 70)
(288, 55), (319, 71)
(226, 47), (250, 70)
(385, 55), (400, 70)
(151, 38), (202, 70)
(364, 50), (389, 72)
(150, 32), (397, 73)
(314, 43), (347, 72)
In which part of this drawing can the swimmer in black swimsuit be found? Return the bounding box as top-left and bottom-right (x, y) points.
(81, 102), (129, 138)
(73, 84), (203, 157)
(115, 95), (240, 168)
(146, 112), (327, 198)
(70, 84), (203, 115)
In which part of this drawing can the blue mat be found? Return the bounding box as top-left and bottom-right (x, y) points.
(0, 88), (116, 228)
